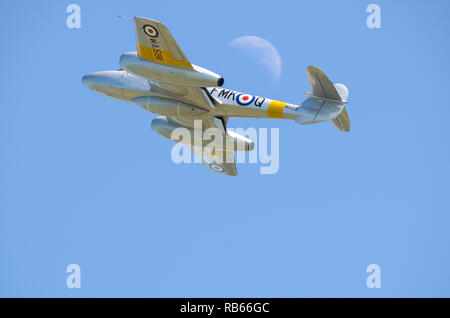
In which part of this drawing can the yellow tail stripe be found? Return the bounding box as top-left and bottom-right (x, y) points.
(267, 100), (286, 118)
(137, 44), (192, 68)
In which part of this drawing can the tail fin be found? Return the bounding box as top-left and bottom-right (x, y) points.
(305, 66), (350, 132)
(331, 83), (350, 132)
(331, 106), (350, 132)
(306, 66), (342, 102)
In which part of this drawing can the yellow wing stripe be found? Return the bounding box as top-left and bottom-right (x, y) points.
(267, 100), (286, 118)
(137, 44), (192, 68)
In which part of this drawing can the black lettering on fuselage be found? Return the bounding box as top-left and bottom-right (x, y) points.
(254, 97), (265, 108)
(228, 91), (236, 101)
(218, 89), (230, 99)
(212, 89), (268, 108)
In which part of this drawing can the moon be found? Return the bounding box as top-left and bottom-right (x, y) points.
(229, 36), (282, 82)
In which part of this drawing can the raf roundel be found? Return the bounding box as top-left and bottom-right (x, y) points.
(143, 24), (158, 38)
(209, 163), (225, 173)
(236, 93), (255, 106)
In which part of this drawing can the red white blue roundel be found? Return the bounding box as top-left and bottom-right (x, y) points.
(209, 163), (225, 173)
(236, 93), (255, 106)
(143, 24), (158, 38)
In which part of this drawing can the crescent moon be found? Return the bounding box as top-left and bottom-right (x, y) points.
(229, 36), (282, 82)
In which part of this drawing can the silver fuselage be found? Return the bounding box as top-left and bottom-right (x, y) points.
(82, 70), (343, 124)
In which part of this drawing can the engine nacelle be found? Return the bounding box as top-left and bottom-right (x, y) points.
(120, 51), (224, 87)
(133, 96), (208, 117)
(151, 116), (254, 151)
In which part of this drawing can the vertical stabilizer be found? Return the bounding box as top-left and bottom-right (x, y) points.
(306, 66), (342, 102)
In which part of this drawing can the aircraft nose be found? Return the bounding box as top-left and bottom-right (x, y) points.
(81, 74), (95, 88)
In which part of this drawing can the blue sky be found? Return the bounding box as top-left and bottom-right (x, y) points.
(1, 0), (450, 297)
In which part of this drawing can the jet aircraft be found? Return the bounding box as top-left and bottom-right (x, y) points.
(82, 17), (350, 176)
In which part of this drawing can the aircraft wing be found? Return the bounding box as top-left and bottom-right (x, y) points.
(134, 17), (216, 111)
(189, 146), (237, 176)
(134, 17), (192, 69)
(172, 115), (236, 176)
(149, 80), (216, 111)
(134, 17), (233, 174)
(167, 114), (226, 132)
